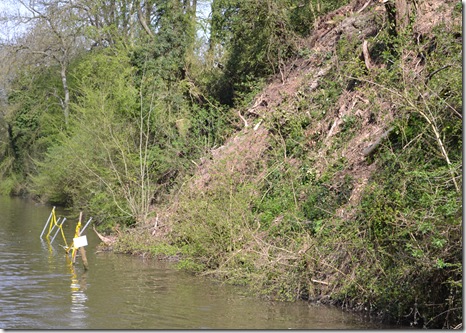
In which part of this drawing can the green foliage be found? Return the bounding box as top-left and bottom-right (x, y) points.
(209, 0), (301, 105)
(171, 177), (257, 271)
(31, 48), (136, 220)
(330, 17), (463, 327)
(252, 163), (302, 234)
(24, 29), (234, 227)
(0, 173), (25, 196)
(4, 67), (64, 177)
(309, 77), (343, 119)
(289, 0), (350, 37)
(355, 145), (461, 326)
(114, 229), (183, 259)
(188, 102), (233, 150)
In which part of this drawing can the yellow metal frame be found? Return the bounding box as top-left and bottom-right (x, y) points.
(45, 207), (69, 248)
(41, 208), (90, 268)
(69, 216), (82, 263)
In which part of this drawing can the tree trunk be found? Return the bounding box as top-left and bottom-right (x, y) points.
(384, 0), (414, 62)
(395, 0), (413, 32)
(60, 63), (70, 125)
(384, 0), (414, 36)
(137, 1), (154, 38)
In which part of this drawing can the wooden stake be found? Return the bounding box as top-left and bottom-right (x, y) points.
(79, 246), (89, 271)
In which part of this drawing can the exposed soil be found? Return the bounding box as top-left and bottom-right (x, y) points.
(201, 0), (457, 217)
(141, 0), (461, 239)
(181, 0), (389, 221)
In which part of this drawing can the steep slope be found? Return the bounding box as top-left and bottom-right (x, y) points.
(118, 0), (462, 328)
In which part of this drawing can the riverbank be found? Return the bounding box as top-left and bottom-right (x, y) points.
(5, 195), (393, 330)
(107, 1), (462, 328)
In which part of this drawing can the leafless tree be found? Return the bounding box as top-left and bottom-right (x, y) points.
(1, 0), (91, 125)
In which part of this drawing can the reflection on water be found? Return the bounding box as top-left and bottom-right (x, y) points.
(69, 260), (88, 328)
(40, 229), (90, 329)
(0, 196), (400, 329)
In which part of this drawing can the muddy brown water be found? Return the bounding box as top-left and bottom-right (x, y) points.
(0, 196), (401, 329)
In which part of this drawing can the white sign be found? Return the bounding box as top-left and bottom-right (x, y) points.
(73, 235), (88, 248)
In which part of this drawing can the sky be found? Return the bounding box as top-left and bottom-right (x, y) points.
(0, 1), (212, 43)
(0, 1), (29, 42)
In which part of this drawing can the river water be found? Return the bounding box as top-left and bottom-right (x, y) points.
(0, 196), (397, 329)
